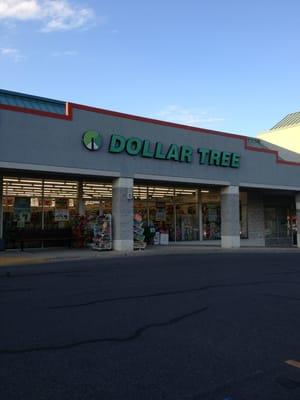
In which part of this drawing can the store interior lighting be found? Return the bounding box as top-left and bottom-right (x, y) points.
(3, 178), (210, 201)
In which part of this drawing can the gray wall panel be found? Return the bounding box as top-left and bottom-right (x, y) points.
(0, 107), (300, 189)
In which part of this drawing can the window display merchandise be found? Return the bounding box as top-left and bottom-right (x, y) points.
(133, 213), (146, 250)
(91, 214), (112, 250)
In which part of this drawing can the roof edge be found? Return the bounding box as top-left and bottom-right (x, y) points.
(0, 88), (65, 105)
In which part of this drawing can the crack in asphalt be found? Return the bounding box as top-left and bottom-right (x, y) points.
(0, 306), (208, 355)
(48, 280), (276, 310)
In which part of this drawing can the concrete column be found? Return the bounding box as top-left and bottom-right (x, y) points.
(0, 176), (4, 251)
(221, 185), (240, 248)
(112, 177), (134, 251)
(296, 193), (300, 248)
(77, 181), (85, 216)
(247, 191), (265, 246)
(198, 190), (203, 241)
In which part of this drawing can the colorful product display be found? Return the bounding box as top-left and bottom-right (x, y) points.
(91, 214), (112, 250)
(133, 213), (146, 250)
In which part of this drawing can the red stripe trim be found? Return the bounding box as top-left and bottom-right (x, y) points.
(0, 103), (71, 120)
(1, 101), (299, 167)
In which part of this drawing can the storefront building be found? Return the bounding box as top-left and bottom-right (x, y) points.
(258, 111), (300, 158)
(0, 89), (300, 251)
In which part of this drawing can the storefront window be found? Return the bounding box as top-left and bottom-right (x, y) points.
(3, 178), (43, 248)
(83, 182), (112, 215)
(43, 198), (77, 230)
(133, 185), (148, 225)
(3, 178), (252, 247)
(202, 203), (221, 240)
(175, 189), (198, 241)
(2, 177), (114, 249)
(42, 180), (77, 232)
(201, 191), (221, 240)
(84, 200), (111, 217)
(147, 187), (175, 241)
(133, 185), (199, 242)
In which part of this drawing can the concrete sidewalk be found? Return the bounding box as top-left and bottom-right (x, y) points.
(0, 248), (120, 267)
(0, 244), (300, 267)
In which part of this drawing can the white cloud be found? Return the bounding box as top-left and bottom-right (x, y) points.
(0, 0), (95, 32)
(0, 47), (24, 62)
(156, 105), (224, 128)
(0, 0), (40, 20)
(52, 49), (78, 56)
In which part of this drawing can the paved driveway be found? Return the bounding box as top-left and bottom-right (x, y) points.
(1, 251), (300, 399)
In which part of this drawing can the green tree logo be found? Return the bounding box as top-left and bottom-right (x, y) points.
(82, 130), (102, 151)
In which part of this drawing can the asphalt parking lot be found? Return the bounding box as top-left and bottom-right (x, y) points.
(1, 250), (300, 400)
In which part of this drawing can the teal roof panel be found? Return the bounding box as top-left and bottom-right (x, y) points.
(0, 89), (66, 115)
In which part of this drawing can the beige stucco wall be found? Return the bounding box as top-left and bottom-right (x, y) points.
(258, 125), (300, 154)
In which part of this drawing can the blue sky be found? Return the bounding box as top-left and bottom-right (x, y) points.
(0, 0), (300, 137)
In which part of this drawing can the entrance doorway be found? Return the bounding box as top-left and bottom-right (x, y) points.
(133, 185), (199, 243)
(264, 206), (294, 247)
